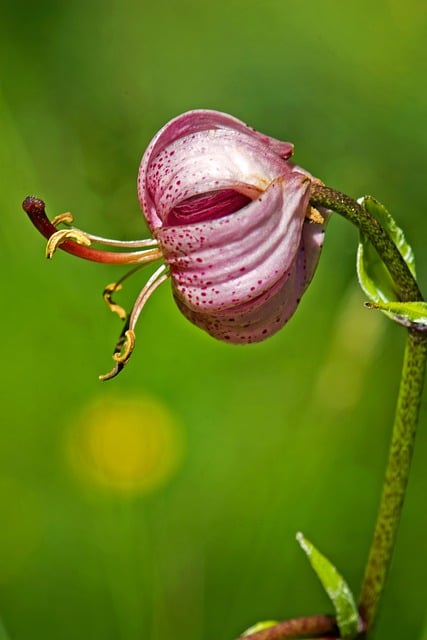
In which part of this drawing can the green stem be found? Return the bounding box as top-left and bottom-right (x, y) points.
(309, 184), (422, 302)
(358, 329), (427, 629)
(309, 183), (427, 634)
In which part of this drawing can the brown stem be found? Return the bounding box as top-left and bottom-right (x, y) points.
(237, 615), (340, 640)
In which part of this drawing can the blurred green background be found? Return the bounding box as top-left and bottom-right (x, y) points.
(1, 0), (427, 638)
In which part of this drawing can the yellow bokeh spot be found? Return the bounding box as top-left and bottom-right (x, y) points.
(66, 395), (183, 496)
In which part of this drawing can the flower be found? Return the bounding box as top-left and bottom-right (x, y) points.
(23, 109), (327, 379)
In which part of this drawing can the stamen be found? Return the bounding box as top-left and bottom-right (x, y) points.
(103, 264), (148, 321)
(114, 329), (136, 365)
(22, 196), (163, 265)
(46, 228), (92, 259)
(306, 206), (325, 224)
(99, 264), (170, 381)
(50, 208), (160, 249)
(83, 233), (159, 249)
(128, 264), (169, 333)
(99, 329), (136, 382)
(103, 283), (127, 321)
(51, 212), (74, 226)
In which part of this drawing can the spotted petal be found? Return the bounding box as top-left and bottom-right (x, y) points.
(157, 172), (311, 313)
(173, 198), (327, 344)
(138, 109), (294, 230)
(136, 109), (328, 347)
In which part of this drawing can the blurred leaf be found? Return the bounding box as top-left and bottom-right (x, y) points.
(356, 195), (416, 305)
(365, 301), (427, 331)
(241, 620), (278, 636)
(296, 532), (360, 639)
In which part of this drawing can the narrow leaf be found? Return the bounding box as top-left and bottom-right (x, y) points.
(366, 301), (427, 331)
(296, 532), (360, 639)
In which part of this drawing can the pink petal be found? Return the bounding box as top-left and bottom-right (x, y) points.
(173, 256), (302, 343)
(173, 215), (327, 344)
(138, 110), (294, 230)
(135, 109), (329, 347)
(166, 189), (253, 226)
(157, 172), (311, 312)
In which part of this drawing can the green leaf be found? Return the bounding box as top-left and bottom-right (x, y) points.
(356, 196), (416, 306)
(241, 621), (278, 637)
(366, 301), (427, 331)
(296, 532), (360, 640)
(357, 234), (396, 303)
(362, 196), (416, 277)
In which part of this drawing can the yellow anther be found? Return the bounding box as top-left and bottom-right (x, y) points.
(113, 329), (135, 364)
(99, 330), (136, 382)
(103, 283), (127, 321)
(306, 206), (325, 225)
(51, 212), (74, 227)
(46, 229), (92, 259)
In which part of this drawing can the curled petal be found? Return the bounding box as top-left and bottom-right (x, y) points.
(157, 172), (311, 313)
(174, 214), (327, 344)
(135, 110), (329, 348)
(174, 253), (302, 343)
(144, 129), (291, 225)
(166, 189), (253, 227)
(138, 109), (293, 230)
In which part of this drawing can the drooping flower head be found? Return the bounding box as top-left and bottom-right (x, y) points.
(23, 109), (327, 379)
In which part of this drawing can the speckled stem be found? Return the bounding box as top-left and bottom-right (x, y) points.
(309, 183), (427, 634)
(238, 614), (338, 639)
(309, 184), (422, 302)
(358, 329), (427, 629)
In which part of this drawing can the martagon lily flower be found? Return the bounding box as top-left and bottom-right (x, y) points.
(23, 109), (328, 380)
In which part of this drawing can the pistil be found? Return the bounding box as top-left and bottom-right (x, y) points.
(22, 196), (163, 265)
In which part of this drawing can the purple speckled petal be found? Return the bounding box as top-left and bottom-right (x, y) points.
(299, 209), (330, 283)
(144, 129), (290, 224)
(133, 109), (329, 349)
(173, 254), (303, 343)
(173, 215), (327, 344)
(138, 110), (294, 230)
(157, 171), (311, 312)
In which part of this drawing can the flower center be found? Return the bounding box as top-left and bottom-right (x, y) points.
(165, 188), (253, 226)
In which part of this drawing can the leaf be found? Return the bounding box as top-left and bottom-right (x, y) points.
(241, 621), (278, 637)
(360, 195), (416, 278)
(357, 235), (396, 303)
(296, 532), (360, 640)
(356, 196), (416, 306)
(366, 301), (427, 331)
